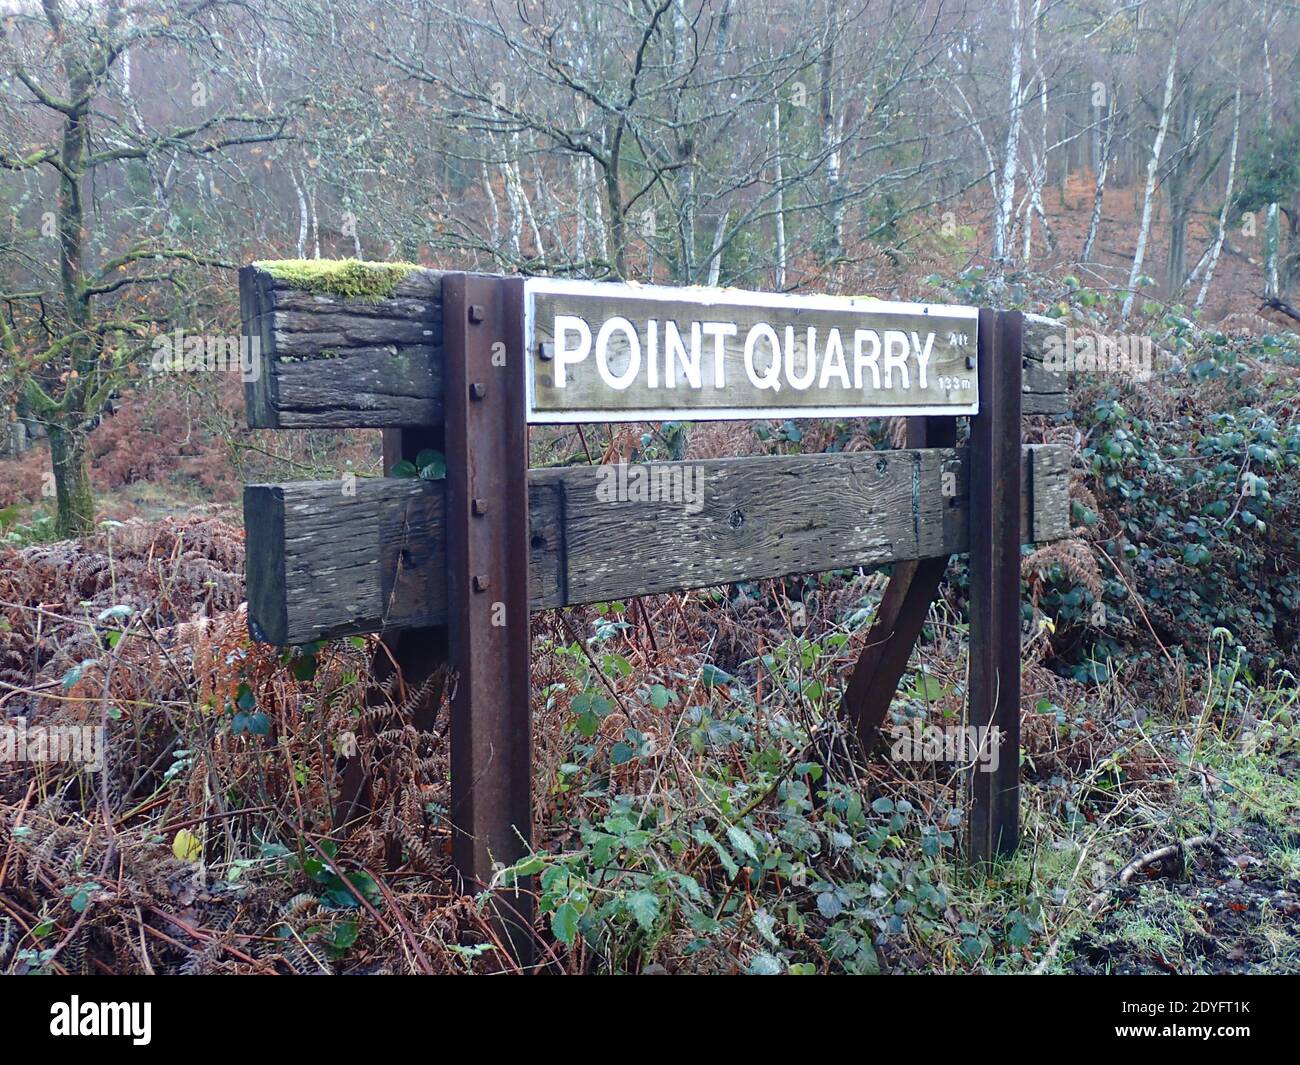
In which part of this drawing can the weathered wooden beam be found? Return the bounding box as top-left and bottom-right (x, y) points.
(239, 264), (1071, 428)
(1022, 312), (1067, 416)
(243, 445), (1070, 645)
(241, 264), (445, 428)
(840, 416), (958, 757)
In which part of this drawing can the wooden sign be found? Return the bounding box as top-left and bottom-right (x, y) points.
(238, 262), (1079, 959)
(525, 279), (979, 423)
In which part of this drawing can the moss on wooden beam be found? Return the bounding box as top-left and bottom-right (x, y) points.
(254, 258), (420, 301)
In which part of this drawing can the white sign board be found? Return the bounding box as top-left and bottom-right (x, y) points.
(523, 278), (978, 423)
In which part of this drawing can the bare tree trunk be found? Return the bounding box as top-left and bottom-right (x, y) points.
(519, 163), (545, 264)
(574, 158), (588, 267)
(120, 48), (172, 220)
(772, 101), (787, 290)
(706, 211), (729, 287)
(1193, 83), (1241, 309)
(587, 155), (607, 268)
(347, 199), (363, 258)
(1164, 94), (1198, 297)
(4, 407), (28, 458)
(605, 159), (628, 279)
(482, 161), (502, 256)
(1265, 203), (1282, 297)
(993, 0), (1028, 274)
(291, 166), (309, 259)
(1263, 31), (1280, 298)
(671, 1), (696, 283)
(1081, 91), (1115, 264)
(820, 6), (842, 263)
(504, 166), (523, 262)
(507, 133), (544, 264)
(309, 177), (321, 259)
(47, 423), (95, 535)
(1020, 23), (1049, 266)
(1122, 36), (1179, 321)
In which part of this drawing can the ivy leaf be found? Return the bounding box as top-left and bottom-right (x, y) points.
(960, 936), (985, 963)
(700, 663), (734, 687)
(1007, 917), (1033, 948)
(726, 825), (759, 862)
(64, 882), (102, 914)
(415, 449), (446, 480)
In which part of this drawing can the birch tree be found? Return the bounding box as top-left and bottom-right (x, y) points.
(992, 0), (1028, 273)
(1121, 24), (1180, 321)
(1080, 86), (1116, 265)
(1192, 80), (1242, 309)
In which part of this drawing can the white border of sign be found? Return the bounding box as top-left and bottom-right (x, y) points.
(522, 278), (980, 424)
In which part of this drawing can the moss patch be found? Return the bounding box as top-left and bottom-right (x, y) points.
(256, 258), (419, 301)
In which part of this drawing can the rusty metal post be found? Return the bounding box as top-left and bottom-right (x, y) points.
(967, 308), (1023, 863)
(443, 274), (533, 961)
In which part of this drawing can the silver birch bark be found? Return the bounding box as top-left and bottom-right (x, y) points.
(1122, 36), (1179, 321)
(993, 0), (1028, 273)
(772, 101), (787, 290)
(1194, 82), (1242, 309)
(1081, 92), (1115, 265)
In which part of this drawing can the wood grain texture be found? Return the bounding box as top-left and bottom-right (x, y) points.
(239, 265), (1070, 427)
(1027, 443), (1071, 542)
(840, 416), (958, 757)
(1022, 312), (1067, 416)
(244, 445), (1071, 644)
(241, 265), (445, 428)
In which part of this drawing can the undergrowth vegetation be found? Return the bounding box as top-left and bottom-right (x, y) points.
(1, 312), (1297, 974)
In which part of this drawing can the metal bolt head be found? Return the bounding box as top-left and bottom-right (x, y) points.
(472, 574), (491, 592)
(538, 341), (554, 361)
(468, 304), (486, 323)
(966, 354), (977, 369)
(472, 498), (488, 516)
(470, 382), (487, 400)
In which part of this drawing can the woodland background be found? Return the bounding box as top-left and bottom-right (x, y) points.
(0, 0), (1298, 975)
